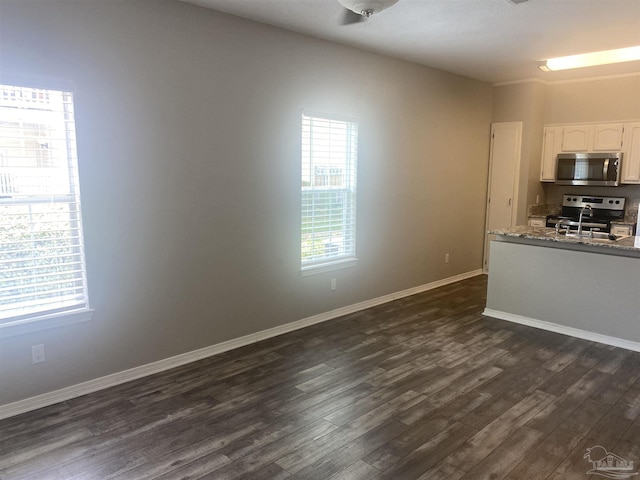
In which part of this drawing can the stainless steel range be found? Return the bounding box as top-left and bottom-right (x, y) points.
(546, 194), (626, 233)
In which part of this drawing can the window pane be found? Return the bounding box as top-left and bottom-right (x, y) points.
(0, 85), (89, 323)
(301, 112), (357, 268)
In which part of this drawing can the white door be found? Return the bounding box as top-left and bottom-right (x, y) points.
(484, 122), (522, 272)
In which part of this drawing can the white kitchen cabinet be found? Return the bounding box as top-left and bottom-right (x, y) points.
(592, 123), (624, 151)
(540, 126), (563, 182)
(561, 124), (592, 152)
(621, 122), (640, 184)
(540, 121), (637, 184)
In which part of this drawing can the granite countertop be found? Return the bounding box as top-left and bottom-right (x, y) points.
(490, 225), (640, 253)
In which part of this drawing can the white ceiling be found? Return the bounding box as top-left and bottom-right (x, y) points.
(179, 0), (640, 84)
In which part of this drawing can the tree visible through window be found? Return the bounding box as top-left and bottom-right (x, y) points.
(0, 84), (90, 326)
(301, 111), (358, 271)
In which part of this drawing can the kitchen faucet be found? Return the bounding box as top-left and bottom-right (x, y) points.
(577, 205), (593, 237)
(555, 219), (569, 235)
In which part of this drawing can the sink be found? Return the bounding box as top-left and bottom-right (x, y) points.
(563, 231), (630, 241)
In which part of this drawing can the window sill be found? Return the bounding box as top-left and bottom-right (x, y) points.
(0, 308), (94, 338)
(300, 258), (358, 276)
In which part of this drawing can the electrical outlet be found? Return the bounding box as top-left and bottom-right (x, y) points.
(32, 344), (45, 364)
(330, 278), (337, 291)
(445, 253), (450, 264)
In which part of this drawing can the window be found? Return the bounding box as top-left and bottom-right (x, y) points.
(0, 84), (91, 332)
(301, 111), (358, 273)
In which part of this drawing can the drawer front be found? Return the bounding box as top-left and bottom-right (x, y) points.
(611, 225), (633, 236)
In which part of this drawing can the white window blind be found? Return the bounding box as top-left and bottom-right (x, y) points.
(0, 84), (90, 325)
(301, 111), (358, 271)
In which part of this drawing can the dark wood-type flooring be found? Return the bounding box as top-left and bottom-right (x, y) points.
(2, 275), (640, 479)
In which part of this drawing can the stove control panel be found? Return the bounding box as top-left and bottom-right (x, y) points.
(562, 195), (625, 211)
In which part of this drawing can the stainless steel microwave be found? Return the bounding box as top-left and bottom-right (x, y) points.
(556, 152), (622, 186)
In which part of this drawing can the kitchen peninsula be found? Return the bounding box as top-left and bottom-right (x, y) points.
(484, 226), (640, 351)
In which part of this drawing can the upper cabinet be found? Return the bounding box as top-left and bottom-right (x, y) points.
(593, 123), (624, 151)
(561, 125), (592, 152)
(560, 123), (623, 152)
(540, 126), (563, 182)
(621, 122), (640, 184)
(540, 122), (628, 182)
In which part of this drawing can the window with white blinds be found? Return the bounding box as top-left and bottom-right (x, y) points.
(301, 111), (358, 272)
(0, 84), (90, 327)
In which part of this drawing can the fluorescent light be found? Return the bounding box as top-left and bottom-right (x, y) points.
(538, 46), (640, 71)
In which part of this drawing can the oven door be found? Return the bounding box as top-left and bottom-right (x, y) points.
(556, 153), (621, 186)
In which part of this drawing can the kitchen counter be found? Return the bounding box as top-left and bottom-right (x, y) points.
(485, 226), (640, 352)
(490, 225), (640, 258)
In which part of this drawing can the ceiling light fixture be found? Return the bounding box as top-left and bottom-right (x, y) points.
(338, 0), (399, 17)
(538, 46), (640, 72)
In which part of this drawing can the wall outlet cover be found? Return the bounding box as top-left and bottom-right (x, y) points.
(32, 344), (45, 364)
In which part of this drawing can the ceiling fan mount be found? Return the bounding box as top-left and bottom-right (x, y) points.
(338, 0), (400, 24)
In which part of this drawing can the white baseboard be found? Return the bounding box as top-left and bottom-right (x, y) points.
(0, 269), (483, 420)
(483, 308), (640, 353)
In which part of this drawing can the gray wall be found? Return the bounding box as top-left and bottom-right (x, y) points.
(492, 81), (546, 225)
(487, 240), (640, 343)
(544, 75), (640, 125)
(0, 0), (493, 405)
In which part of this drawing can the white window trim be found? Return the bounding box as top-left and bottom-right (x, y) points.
(300, 110), (358, 274)
(0, 83), (92, 335)
(300, 257), (358, 277)
(0, 308), (94, 338)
